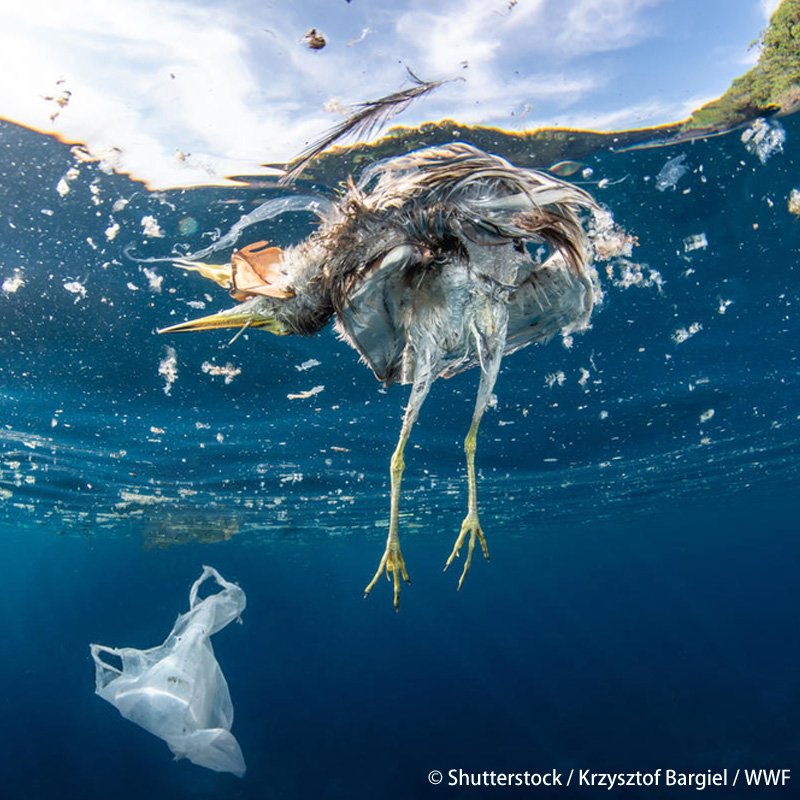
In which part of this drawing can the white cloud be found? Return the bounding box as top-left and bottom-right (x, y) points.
(552, 0), (662, 56)
(422, 71), (600, 128)
(0, 0), (402, 186)
(0, 0), (763, 188)
(396, 0), (659, 74)
(395, 0), (547, 75)
(390, 0), (668, 130)
(0, 0), (291, 185)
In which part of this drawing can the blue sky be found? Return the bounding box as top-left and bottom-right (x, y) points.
(0, 0), (781, 187)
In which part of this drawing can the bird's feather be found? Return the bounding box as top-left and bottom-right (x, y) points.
(280, 72), (455, 185)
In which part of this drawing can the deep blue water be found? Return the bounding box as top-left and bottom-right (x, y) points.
(0, 114), (798, 799)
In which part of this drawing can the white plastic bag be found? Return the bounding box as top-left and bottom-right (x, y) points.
(90, 565), (247, 777)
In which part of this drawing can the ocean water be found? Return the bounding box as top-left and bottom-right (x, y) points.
(1, 114), (798, 799)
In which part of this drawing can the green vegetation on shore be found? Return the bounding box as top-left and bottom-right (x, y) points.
(683, 0), (800, 132)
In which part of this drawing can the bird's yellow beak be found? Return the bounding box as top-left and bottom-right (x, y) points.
(158, 311), (290, 336)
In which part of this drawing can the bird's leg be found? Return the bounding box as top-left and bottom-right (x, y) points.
(364, 373), (432, 610)
(444, 325), (507, 590)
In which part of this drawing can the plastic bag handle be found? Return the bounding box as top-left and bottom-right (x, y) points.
(89, 643), (123, 675)
(189, 565), (234, 610)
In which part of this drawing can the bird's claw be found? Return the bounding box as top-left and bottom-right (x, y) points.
(364, 541), (410, 610)
(444, 513), (490, 591)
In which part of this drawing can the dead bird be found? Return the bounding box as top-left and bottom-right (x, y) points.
(159, 141), (600, 609)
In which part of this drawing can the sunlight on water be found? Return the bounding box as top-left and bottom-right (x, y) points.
(1, 113), (798, 543)
(0, 103), (799, 800)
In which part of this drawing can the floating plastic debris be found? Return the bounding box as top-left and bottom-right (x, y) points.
(607, 259), (663, 290)
(42, 81), (71, 122)
(141, 215), (164, 238)
(303, 28), (327, 50)
(201, 361), (242, 384)
(588, 207), (637, 260)
(788, 189), (800, 217)
(2, 268), (24, 294)
(70, 143), (122, 174)
(90, 566), (246, 778)
(116, 490), (170, 508)
(699, 409), (715, 423)
(688, 377), (710, 392)
(56, 167), (80, 197)
(63, 280), (87, 300)
(741, 117), (785, 164)
(346, 27), (373, 47)
(683, 233), (708, 252)
(71, 145), (94, 163)
(295, 358), (321, 372)
(718, 298), (733, 315)
(287, 385), (325, 400)
(655, 154), (688, 191)
(159, 346), (178, 395)
(544, 371), (566, 388)
(143, 267), (163, 292)
(105, 222), (120, 241)
(673, 322), (702, 344)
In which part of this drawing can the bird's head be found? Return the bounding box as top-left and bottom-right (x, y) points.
(157, 241), (294, 337)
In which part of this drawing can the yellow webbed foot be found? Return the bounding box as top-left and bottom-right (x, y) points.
(364, 540), (411, 611)
(443, 513), (490, 591)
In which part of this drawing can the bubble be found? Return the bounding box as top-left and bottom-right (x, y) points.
(178, 216), (199, 236)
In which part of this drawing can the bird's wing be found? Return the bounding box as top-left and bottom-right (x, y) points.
(333, 244), (420, 385)
(504, 253), (595, 354)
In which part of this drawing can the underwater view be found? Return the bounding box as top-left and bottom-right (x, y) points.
(1, 1), (799, 798)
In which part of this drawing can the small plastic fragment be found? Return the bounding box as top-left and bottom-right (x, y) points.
(655, 154), (688, 192)
(788, 188), (800, 216)
(683, 233), (708, 252)
(741, 118), (785, 164)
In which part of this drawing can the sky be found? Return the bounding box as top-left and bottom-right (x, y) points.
(0, 0), (783, 188)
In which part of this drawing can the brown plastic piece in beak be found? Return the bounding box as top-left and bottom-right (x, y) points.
(231, 241), (294, 300)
